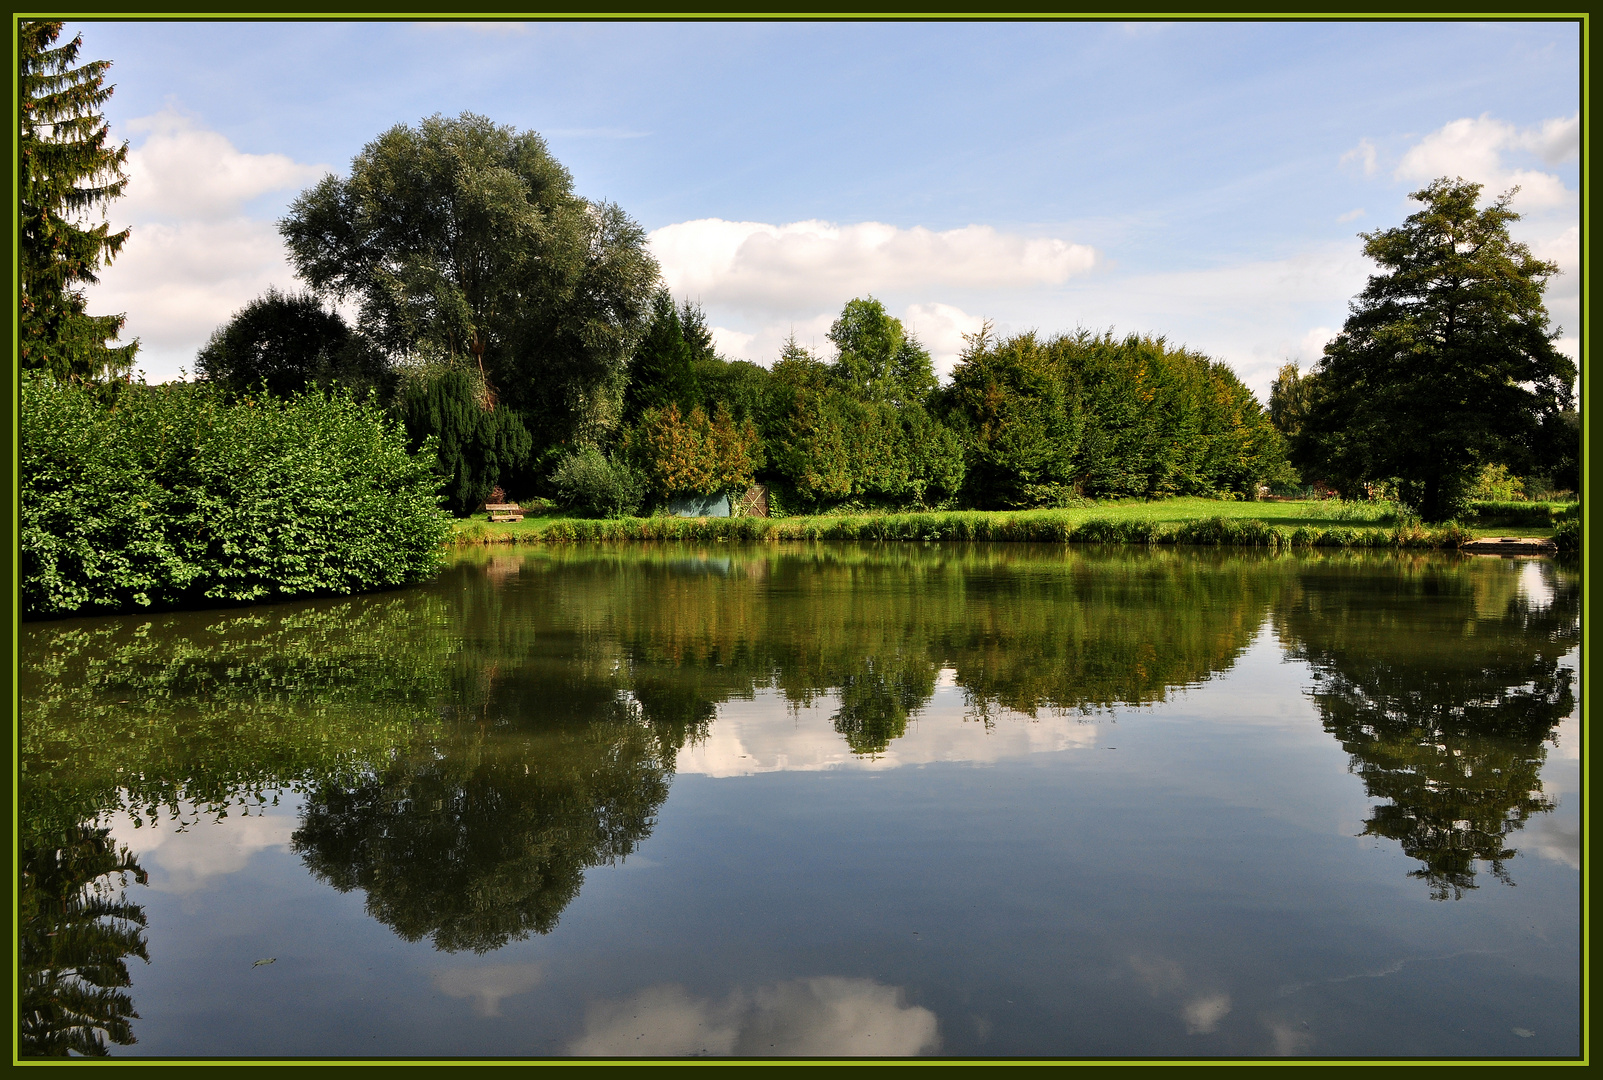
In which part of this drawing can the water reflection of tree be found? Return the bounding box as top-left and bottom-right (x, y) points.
(1276, 556), (1578, 899)
(531, 546), (1286, 751)
(18, 824), (150, 1057)
(292, 690), (676, 953)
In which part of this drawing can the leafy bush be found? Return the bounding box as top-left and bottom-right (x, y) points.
(548, 447), (647, 518)
(1553, 518), (1580, 552)
(21, 375), (451, 618)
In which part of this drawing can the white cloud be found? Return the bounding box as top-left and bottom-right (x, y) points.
(1340, 139), (1377, 177)
(569, 978), (939, 1057)
(433, 963), (544, 1017)
(1335, 208), (1365, 223)
(120, 109), (330, 222)
(675, 681), (1103, 778)
(81, 110), (330, 383)
(1394, 113), (1577, 210)
(1514, 113), (1580, 164)
(649, 218), (1095, 317)
(902, 302), (988, 382)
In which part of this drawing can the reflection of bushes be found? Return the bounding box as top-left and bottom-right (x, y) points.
(19, 591), (460, 836)
(1276, 557), (1578, 899)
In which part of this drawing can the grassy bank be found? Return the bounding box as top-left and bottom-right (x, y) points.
(451, 498), (1572, 552)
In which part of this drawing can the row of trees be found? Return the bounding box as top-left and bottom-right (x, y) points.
(17, 15), (1292, 518)
(21, 21), (1573, 524)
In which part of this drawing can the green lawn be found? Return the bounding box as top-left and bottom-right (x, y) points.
(451, 498), (1562, 545)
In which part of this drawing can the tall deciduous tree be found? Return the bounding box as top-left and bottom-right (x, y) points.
(280, 112), (659, 450)
(1302, 178), (1575, 520)
(827, 296), (937, 407)
(18, 20), (137, 380)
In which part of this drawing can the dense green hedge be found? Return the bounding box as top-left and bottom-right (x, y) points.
(1465, 500), (1578, 527)
(21, 375), (452, 618)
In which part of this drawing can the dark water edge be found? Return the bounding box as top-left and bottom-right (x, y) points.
(19, 544), (1581, 1058)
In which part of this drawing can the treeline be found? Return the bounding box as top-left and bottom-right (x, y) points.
(190, 113), (1290, 519)
(204, 286), (1292, 519)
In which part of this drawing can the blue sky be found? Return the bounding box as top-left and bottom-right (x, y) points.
(69, 19), (1582, 395)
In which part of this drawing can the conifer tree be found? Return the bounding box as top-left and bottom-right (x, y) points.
(19, 20), (137, 380)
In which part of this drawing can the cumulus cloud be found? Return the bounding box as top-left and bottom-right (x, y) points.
(81, 109), (330, 383)
(1394, 113), (1577, 210)
(649, 218), (1095, 317)
(903, 302), (989, 382)
(433, 963), (544, 1017)
(118, 109), (329, 222)
(569, 978), (940, 1057)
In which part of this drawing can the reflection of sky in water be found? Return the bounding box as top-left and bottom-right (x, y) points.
(22, 550), (1579, 1058)
(106, 802), (298, 895)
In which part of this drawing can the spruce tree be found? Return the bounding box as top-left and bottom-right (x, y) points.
(18, 20), (137, 380)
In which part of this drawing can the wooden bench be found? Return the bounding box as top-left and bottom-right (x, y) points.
(485, 502), (524, 522)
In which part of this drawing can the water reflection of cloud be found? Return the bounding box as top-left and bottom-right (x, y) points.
(1524, 814), (1580, 869)
(1130, 955), (1232, 1036)
(569, 977), (939, 1057)
(677, 678), (1102, 777)
(105, 803), (296, 893)
(433, 963), (544, 1017)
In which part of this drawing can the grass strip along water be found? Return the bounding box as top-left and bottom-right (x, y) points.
(452, 498), (1578, 552)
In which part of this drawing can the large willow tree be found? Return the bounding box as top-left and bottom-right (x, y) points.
(280, 112), (660, 451)
(18, 20), (138, 379)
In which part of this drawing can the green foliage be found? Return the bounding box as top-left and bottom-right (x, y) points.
(1552, 518), (1580, 552)
(281, 112), (659, 451)
(18, 21), (137, 380)
(947, 328), (1292, 506)
(631, 402), (762, 498)
(1301, 178), (1575, 522)
(196, 287), (390, 399)
(625, 289), (699, 421)
(827, 296), (937, 406)
(21, 374), (452, 617)
(1465, 463), (1524, 502)
(762, 329), (963, 511)
(396, 364), (532, 515)
(1276, 557), (1577, 898)
(549, 447), (648, 518)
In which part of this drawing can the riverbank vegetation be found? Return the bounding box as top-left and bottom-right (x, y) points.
(20, 376), (451, 619)
(449, 497), (1575, 551)
(19, 19), (1579, 625)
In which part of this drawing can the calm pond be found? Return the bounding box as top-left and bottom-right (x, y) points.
(19, 545), (1580, 1059)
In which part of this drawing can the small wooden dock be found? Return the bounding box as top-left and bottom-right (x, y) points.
(1461, 536), (1556, 556)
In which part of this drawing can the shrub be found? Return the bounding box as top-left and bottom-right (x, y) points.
(21, 375), (451, 618)
(549, 447), (647, 518)
(1553, 518), (1580, 552)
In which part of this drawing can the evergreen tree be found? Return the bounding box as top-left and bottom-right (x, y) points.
(18, 20), (137, 380)
(1302, 178), (1574, 521)
(625, 290), (699, 421)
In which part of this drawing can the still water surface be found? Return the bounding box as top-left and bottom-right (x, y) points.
(19, 545), (1581, 1058)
